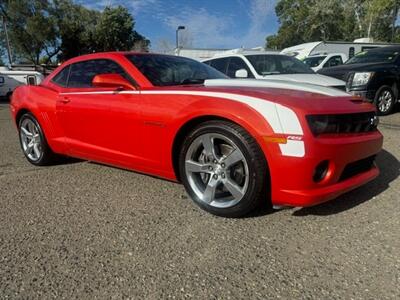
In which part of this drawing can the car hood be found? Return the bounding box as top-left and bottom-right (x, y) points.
(318, 62), (394, 81)
(204, 78), (349, 97)
(199, 79), (375, 114)
(260, 73), (345, 87)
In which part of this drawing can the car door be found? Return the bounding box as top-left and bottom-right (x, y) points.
(56, 59), (143, 165)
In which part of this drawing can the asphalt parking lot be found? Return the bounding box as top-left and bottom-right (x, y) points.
(0, 101), (399, 299)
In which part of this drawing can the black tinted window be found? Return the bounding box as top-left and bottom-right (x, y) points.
(126, 54), (226, 86)
(52, 65), (70, 87)
(346, 48), (399, 64)
(209, 58), (229, 74)
(68, 59), (129, 88)
(227, 57), (253, 78)
(324, 56), (343, 68)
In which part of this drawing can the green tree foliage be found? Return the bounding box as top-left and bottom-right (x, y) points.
(0, 0), (150, 64)
(95, 6), (150, 52)
(0, 0), (59, 64)
(266, 0), (400, 49)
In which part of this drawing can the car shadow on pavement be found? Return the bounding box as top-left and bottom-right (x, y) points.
(292, 149), (399, 216)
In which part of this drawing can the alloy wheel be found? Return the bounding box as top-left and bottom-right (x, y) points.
(20, 118), (43, 161)
(378, 90), (393, 113)
(184, 133), (249, 208)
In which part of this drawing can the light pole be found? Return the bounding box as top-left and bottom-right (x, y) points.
(176, 26), (185, 49)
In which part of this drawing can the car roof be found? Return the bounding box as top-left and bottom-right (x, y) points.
(367, 46), (400, 52)
(61, 51), (188, 65)
(204, 52), (285, 61)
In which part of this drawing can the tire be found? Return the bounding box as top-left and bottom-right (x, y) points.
(18, 112), (57, 166)
(179, 120), (268, 217)
(375, 86), (396, 115)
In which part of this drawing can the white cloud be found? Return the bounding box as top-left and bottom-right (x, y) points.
(161, 0), (276, 49)
(164, 8), (238, 48)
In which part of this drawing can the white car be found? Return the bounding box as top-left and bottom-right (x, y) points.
(202, 52), (346, 90)
(303, 53), (348, 72)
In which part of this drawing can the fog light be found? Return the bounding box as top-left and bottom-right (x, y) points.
(313, 160), (329, 183)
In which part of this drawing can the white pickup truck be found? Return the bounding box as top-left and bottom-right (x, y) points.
(303, 53), (348, 72)
(0, 66), (44, 99)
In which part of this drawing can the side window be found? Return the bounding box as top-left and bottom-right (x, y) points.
(68, 59), (131, 88)
(68, 60), (98, 88)
(0, 76), (4, 85)
(324, 56), (343, 68)
(27, 75), (36, 85)
(203, 60), (212, 66)
(51, 65), (70, 87)
(210, 58), (229, 74)
(95, 59), (131, 82)
(227, 57), (254, 78)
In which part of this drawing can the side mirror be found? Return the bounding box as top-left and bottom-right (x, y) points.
(92, 73), (135, 90)
(235, 69), (248, 78)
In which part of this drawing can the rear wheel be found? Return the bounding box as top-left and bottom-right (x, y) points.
(179, 120), (268, 217)
(18, 113), (57, 166)
(375, 86), (396, 115)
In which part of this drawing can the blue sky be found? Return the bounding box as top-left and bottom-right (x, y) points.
(76, 0), (279, 51)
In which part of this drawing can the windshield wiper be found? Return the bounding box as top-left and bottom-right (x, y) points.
(261, 72), (281, 75)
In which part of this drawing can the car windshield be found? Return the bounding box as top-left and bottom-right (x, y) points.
(303, 56), (327, 68)
(125, 54), (227, 86)
(345, 48), (399, 64)
(246, 54), (315, 75)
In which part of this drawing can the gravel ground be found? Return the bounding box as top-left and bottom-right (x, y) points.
(0, 102), (399, 299)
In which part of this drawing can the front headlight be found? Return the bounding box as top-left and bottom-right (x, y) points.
(351, 72), (374, 87)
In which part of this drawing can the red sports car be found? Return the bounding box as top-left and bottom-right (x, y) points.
(10, 52), (383, 217)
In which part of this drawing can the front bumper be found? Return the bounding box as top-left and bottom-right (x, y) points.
(267, 131), (383, 207)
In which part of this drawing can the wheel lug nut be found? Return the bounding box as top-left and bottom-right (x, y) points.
(213, 159), (218, 164)
(213, 174), (218, 179)
(221, 163), (225, 168)
(208, 166), (213, 171)
(221, 173), (225, 178)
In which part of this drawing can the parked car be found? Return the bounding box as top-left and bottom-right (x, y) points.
(202, 52), (346, 90)
(281, 40), (393, 60)
(10, 52), (382, 217)
(0, 66), (44, 99)
(318, 46), (400, 115)
(303, 53), (348, 71)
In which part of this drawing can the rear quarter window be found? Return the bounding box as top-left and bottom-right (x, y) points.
(51, 66), (70, 87)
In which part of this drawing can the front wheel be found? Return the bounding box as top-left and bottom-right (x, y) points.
(18, 113), (57, 166)
(375, 86), (396, 115)
(179, 120), (268, 217)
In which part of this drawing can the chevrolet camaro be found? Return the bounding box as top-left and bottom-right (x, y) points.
(10, 52), (383, 217)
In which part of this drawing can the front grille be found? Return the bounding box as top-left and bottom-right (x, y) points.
(306, 112), (379, 136)
(339, 155), (376, 181)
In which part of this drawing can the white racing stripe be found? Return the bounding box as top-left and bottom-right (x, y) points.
(60, 89), (306, 157)
(204, 79), (349, 97)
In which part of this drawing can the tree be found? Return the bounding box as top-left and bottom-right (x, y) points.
(0, 1), (151, 64)
(51, 0), (100, 62)
(266, 0), (400, 50)
(0, 0), (59, 64)
(95, 6), (149, 52)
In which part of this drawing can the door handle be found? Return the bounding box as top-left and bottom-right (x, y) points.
(60, 97), (70, 104)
